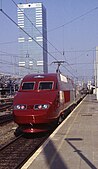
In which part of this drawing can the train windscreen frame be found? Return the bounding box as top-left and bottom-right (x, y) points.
(38, 81), (53, 90)
(22, 82), (35, 90)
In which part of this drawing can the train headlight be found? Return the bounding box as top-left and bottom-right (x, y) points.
(15, 105), (21, 110)
(34, 104), (49, 110)
(14, 104), (27, 110)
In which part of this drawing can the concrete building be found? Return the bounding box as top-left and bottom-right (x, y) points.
(17, 2), (48, 76)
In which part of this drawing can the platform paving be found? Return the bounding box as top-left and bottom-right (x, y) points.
(21, 94), (98, 169)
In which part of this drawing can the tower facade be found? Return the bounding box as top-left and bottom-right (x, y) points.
(17, 3), (48, 76)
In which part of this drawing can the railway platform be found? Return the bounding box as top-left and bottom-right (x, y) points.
(21, 94), (98, 169)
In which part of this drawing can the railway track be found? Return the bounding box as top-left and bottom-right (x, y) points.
(0, 133), (49, 169)
(0, 102), (12, 110)
(0, 102), (13, 125)
(0, 114), (13, 125)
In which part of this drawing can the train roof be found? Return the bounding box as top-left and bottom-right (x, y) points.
(22, 73), (59, 81)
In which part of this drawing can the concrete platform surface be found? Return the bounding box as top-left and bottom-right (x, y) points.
(21, 94), (98, 169)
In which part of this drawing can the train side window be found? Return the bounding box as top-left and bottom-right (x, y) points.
(39, 82), (53, 90)
(22, 82), (35, 90)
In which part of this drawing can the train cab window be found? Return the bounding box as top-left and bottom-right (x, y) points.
(38, 82), (53, 90)
(22, 82), (35, 90)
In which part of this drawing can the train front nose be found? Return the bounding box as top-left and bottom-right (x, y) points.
(13, 90), (58, 125)
(13, 100), (51, 124)
(13, 90), (58, 133)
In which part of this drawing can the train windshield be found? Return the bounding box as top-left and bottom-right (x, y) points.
(38, 82), (53, 90)
(22, 82), (35, 90)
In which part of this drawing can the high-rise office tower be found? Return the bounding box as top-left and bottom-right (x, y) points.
(17, 3), (48, 76)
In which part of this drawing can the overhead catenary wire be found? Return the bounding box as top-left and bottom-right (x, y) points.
(0, 40), (18, 45)
(0, 7), (78, 79)
(0, 8), (54, 73)
(0, 45), (95, 79)
(11, 0), (63, 56)
(0, 57), (43, 76)
(0, 49), (51, 69)
(11, 0), (76, 74)
(49, 6), (98, 32)
(10, 0), (97, 80)
(0, 48), (93, 78)
(0, 2), (96, 80)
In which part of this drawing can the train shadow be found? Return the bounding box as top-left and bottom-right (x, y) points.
(65, 138), (97, 169)
(43, 139), (68, 169)
(39, 137), (97, 169)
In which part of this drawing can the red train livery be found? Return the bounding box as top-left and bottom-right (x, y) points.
(13, 73), (76, 133)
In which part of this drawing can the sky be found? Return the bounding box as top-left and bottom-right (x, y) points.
(0, 0), (98, 82)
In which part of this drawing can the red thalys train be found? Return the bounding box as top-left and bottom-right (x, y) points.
(13, 73), (78, 134)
